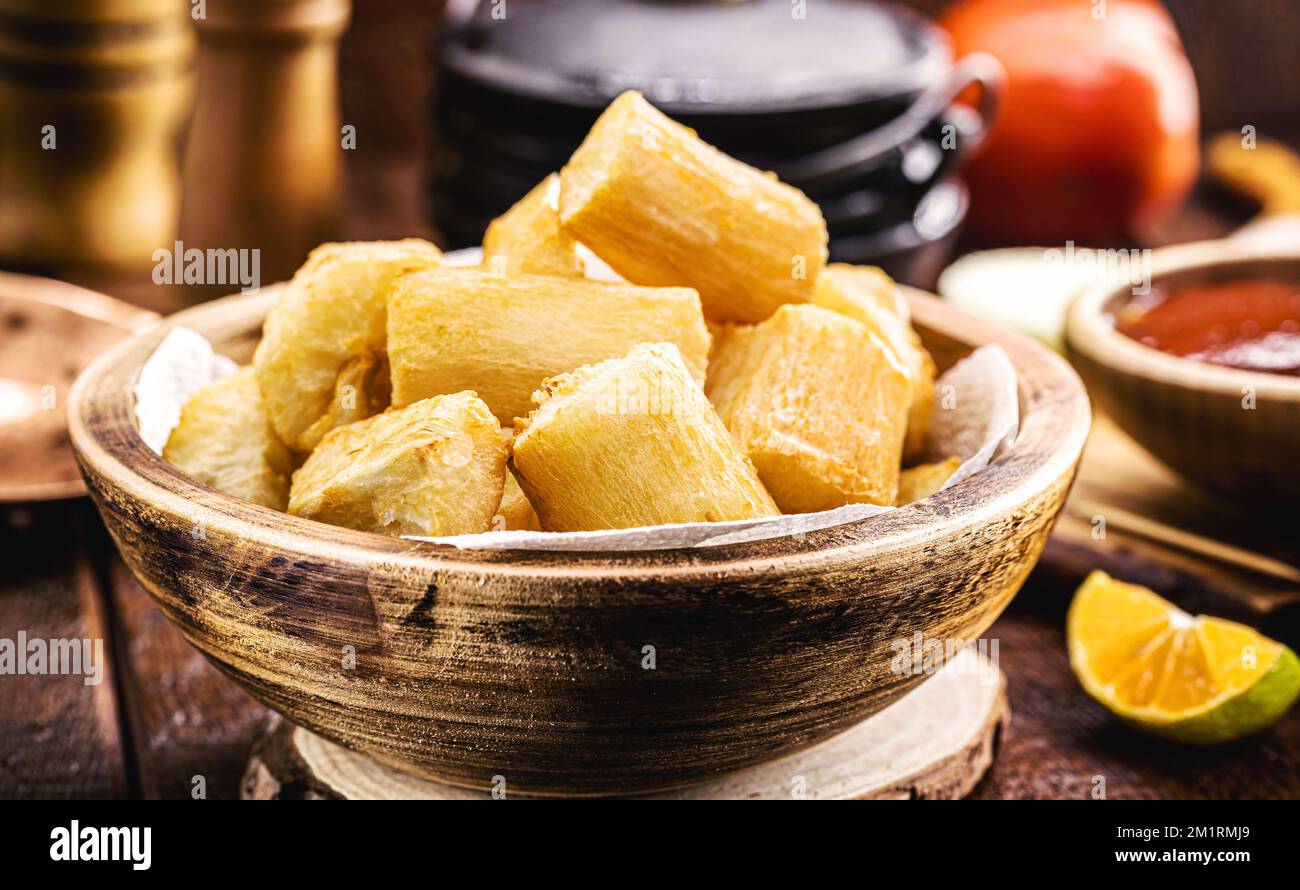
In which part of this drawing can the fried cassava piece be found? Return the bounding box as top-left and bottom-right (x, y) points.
(482, 173), (583, 278)
(493, 428), (541, 532)
(254, 239), (442, 453)
(165, 94), (951, 537)
(511, 343), (778, 532)
(813, 263), (936, 461)
(163, 366), (293, 511)
(496, 468), (542, 532)
(559, 91), (828, 324)
(288, 391), (507, 537)
(895, 457), (961, 505)
(388, 266), (710, 424)
(707, 304), (911, 512)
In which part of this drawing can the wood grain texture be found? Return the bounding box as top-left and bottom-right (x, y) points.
(1042, 414), (1300, 649)
(0, 500), (273, 800)
(0, 502), (127, 799)
(104, 557), (275, 800)
(242, 648), (1007, 800)
(0, 271), (157, 502)
(1066, 244), (1300, 506)
(972, 585), (1300, 800)
(67, 286), (1089, 795)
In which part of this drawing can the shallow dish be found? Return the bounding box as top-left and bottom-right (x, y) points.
(1065, 242), (1300, 506)
(0, 271), (157, 502)
(68, 286), (1088, 795)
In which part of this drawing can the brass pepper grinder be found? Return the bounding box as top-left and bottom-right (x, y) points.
(181, 0), (349, 291)
(0, 0), (195, 274)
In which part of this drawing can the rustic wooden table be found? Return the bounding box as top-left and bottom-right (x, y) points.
(4, 490), (1296, 800)
(4, 53), (1297, 794)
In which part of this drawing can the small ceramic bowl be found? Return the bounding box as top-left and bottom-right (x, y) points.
(1066, 241), (1300, 506)
(68, 287), (1088, 796)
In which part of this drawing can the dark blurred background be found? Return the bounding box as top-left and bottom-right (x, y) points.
(3, 0), (1300, 799)
(336, 0), (1300, 241)
(2, 0), (1298, 310)
(339, 0), (1300, 180)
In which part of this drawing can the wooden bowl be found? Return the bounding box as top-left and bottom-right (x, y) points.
(1065, 242), (1300, 506)
(68, 287), (1089, 796)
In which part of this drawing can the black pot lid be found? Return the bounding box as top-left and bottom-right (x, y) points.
(442, 0), (952, 114)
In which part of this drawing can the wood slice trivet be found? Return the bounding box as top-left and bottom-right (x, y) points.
(242, 648), (1007, 800)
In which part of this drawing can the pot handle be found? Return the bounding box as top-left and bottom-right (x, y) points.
(941, 52), (1004, 161)
(443, 0), (483, 32)
(775, 52), (1005, 194)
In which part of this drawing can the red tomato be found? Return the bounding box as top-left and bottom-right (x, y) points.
(942, 0), (1200, 243)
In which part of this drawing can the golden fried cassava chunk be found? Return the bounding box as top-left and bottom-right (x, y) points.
(387, 266), (710, 424)
(492, 428), (541, 532)
(895, 457), (961, 505)
(288, 391), (506, 537)
(163, 367), (293, 510)
(298, 351), (392, 452)
(817, 262), (913, 321)
(705, 318), (730, 365)
(706, 304), (911, 512)
(511, 343), (778, 532)
(559, 91), (828, 324)
(253, 239), (442, 453)
(496, 468), (542, 532)
(813, 263), (936, 460)
(482, 174), (584, 278)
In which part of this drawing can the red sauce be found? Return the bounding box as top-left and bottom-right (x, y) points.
(1115, 279), (1300, 375)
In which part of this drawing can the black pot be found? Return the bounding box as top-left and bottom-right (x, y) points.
(831, 179), (969, 290)
(430, 0), (1000, 284)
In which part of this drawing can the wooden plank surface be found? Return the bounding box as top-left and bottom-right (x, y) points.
(973, 575), (1300, 800)
(103, 557), (274, 800)
(1043, 415), (1300, 648)
(988, 414), (1300, 799)
(0, 501), (271, 800)
(1065, 416), (1298, 572)
(7, 0), (1293, 795)
(0, 502), (128, 799)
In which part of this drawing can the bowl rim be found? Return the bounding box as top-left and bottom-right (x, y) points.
(1065, 239), (1300, 403)
(68, 284), (1090, 577)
